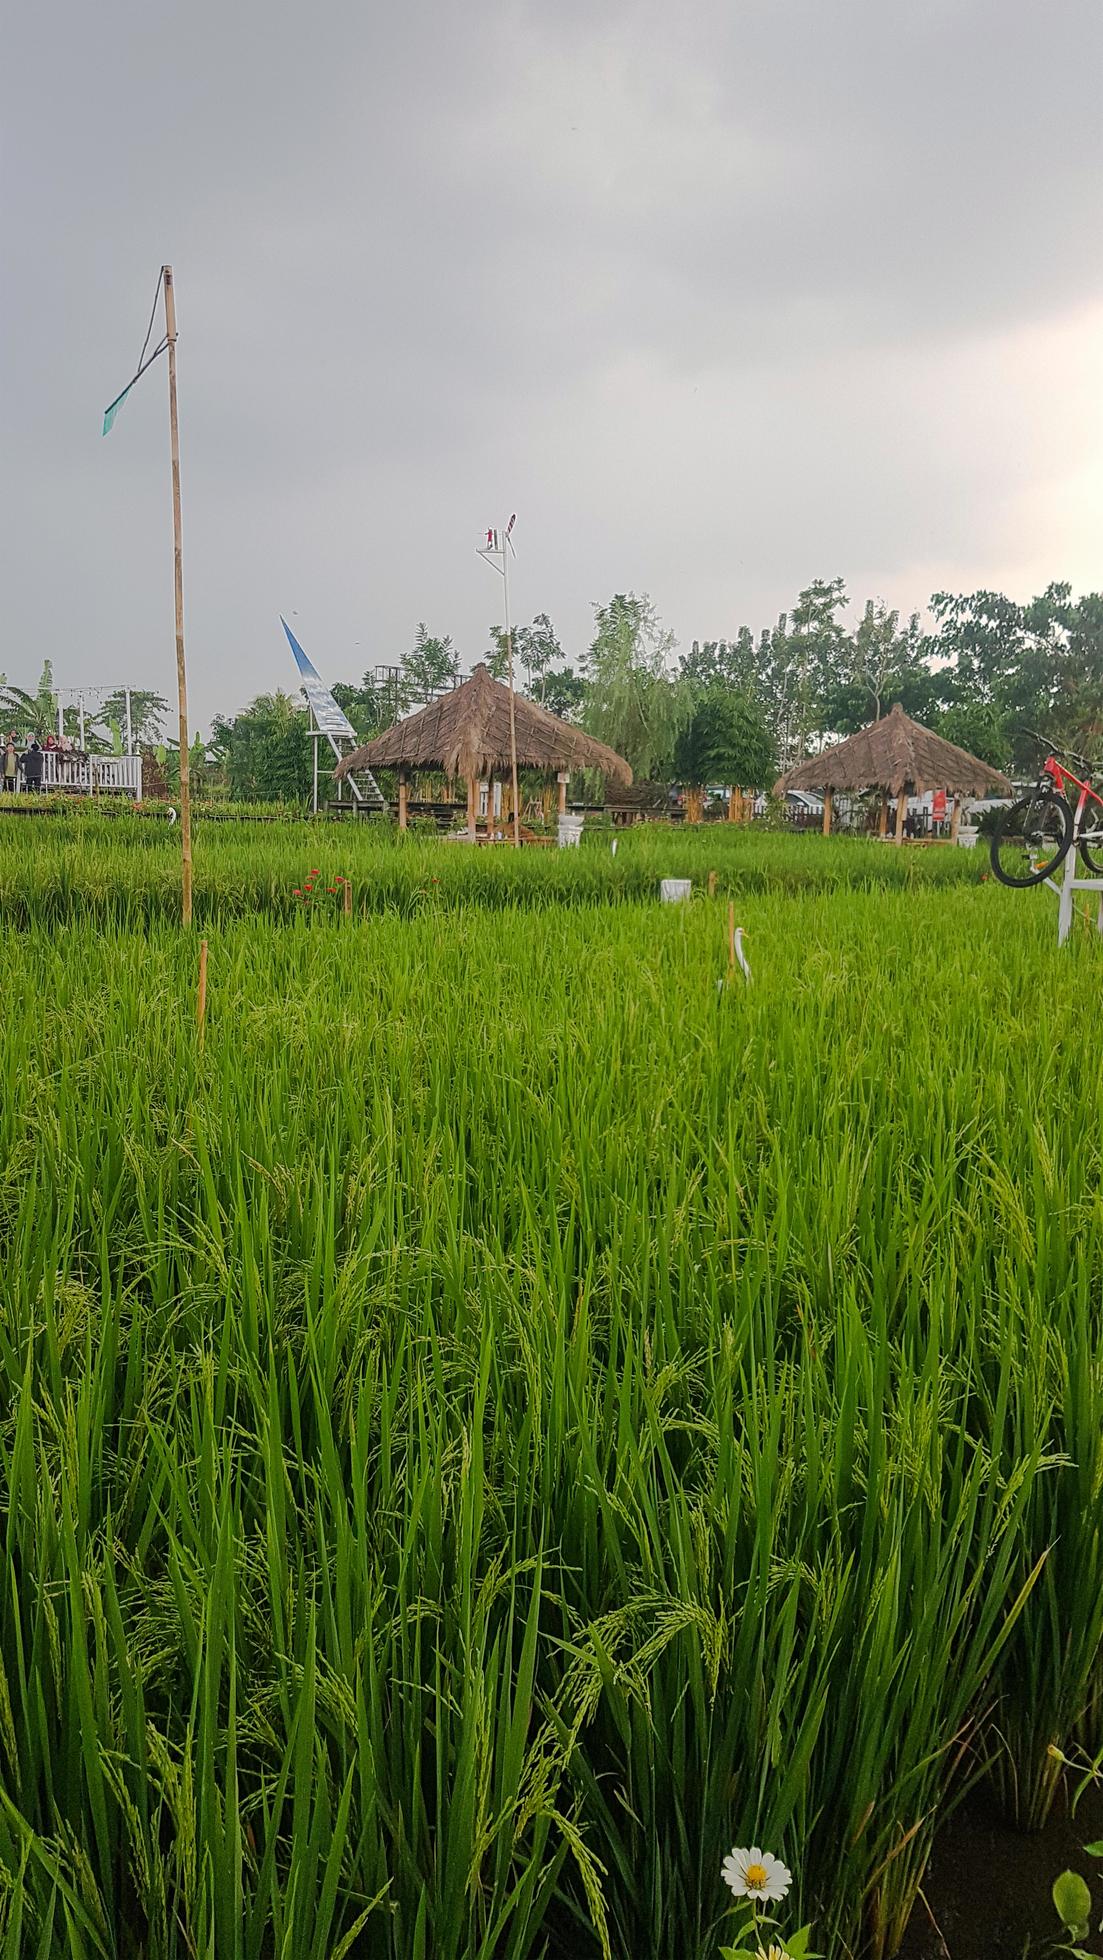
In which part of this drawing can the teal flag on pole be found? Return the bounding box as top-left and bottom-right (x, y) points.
(102, 268), (168, 435)
(102, 383), (136, 436)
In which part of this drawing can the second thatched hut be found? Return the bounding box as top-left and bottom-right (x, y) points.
(775, 703), (1011, 841)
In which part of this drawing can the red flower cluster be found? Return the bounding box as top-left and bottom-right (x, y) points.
(292, 872), (350, 910)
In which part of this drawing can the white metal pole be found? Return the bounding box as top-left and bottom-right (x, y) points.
(57, 696), (63, 742)
(1058, 845), (1076, 946)
(312, 729), (319, 814)
(78, 696), (86, 749)
(125, 687), (133, 756)
(502, 526), (520, 849)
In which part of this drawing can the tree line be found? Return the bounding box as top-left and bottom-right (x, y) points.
(5, 577), (1102, 805)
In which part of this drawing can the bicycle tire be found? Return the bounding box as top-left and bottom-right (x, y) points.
(989, 793), (1072, 887)
(1079, 816), (1103, 877)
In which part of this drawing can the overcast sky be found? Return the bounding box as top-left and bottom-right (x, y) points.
(4, 0), (1102, 729)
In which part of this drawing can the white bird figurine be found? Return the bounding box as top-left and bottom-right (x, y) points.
(733, 926), (751, 984)
(718, 924), (752, 994)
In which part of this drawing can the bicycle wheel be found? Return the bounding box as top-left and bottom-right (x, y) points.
(1079, 805), (1103, 877)
(989, 793), (1072, 887)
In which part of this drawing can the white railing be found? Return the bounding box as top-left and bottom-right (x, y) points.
(39, 751), (143, 796)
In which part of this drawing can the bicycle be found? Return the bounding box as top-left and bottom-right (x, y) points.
(989, 737), (1103, 887)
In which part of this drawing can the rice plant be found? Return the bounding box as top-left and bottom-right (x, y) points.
(0, 838), (1099, 1958)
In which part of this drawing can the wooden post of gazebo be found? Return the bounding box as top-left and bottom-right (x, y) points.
(557, 770), (569, 818)
(950, 796), (962, 844)
(466, 776), (477, 839)
(879, 795), (889, 838)
(894, 792), (907, 845)
(397, 766), (409, 833)
(822, 790), (833, 837)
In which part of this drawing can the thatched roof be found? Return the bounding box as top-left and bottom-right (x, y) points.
(604, 781), (673, 813)
(775, 703), (1011, 799)
(335, 664), (632, 784)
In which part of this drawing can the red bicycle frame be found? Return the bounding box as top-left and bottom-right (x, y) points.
(1043, 754), (1103, 833)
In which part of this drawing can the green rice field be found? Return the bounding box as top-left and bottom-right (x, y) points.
(1, 815), (1100, 1958)
(0, 812), (979, 924)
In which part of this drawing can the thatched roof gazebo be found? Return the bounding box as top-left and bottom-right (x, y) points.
(775, 702), (1011, 841)
(335, 663), (632, 838)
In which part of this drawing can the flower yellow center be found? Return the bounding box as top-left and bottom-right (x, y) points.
(746, 1863), (768, 1889)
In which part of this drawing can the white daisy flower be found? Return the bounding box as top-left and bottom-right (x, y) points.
(721, 1846), (792, 1904)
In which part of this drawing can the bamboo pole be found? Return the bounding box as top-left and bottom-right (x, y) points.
(502, 531), (521, 848)
(708, 870), (717, 899)
(950, 795), (961, 844)
(466, 775), (477, 839)
(197, 938), (208, 1047)
(894, 790), (907, 844)
(879, 794), (888, 838)
(163, 267), (192, 928)
(822, 789), (833, 837)
(397, 766), (409, 832)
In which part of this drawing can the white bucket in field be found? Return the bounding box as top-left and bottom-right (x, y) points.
(558, 814), (584, 848)
(660, 878), (692, 903)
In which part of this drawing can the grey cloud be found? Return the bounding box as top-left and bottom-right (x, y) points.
(3, 0), (1101, 724)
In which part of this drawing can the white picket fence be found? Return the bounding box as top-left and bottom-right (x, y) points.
(39, 752), (143, 796)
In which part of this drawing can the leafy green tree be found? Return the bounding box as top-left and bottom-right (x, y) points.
(926, 584), (1103, 770)
(683, 578), (1103, 779)
(98, 689), (169, 748)
(782, 577), (850, 759)
(488, 614), (565, 699)
(331, 676), (387, 740)
(400, 624), (459, 712)
(539, 667), (586, 721)
(483, 630), (511, 682)
(933, 701), (1009, 769)
(679, 629), (761, 695)
(0, 685), (42, 736)
(820, 602), (933, 734)
(1055, 589), (1103, 743)
(158, 738), (205, 798)
(928, 588), (1032, 717)
(583, 592), (689, 779)
(674, 689), (777, 812)
(681, 598), (848, 764)
(208, 692), (312, 803)
(1, 662), (57, 738)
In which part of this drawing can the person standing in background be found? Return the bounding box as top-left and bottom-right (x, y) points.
(20, 739), (44, 794)
(2, 734), (16, 793)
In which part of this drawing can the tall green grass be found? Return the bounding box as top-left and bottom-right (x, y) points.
(0, 875), (1098, 1957)
(0, 811), (980, 926)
